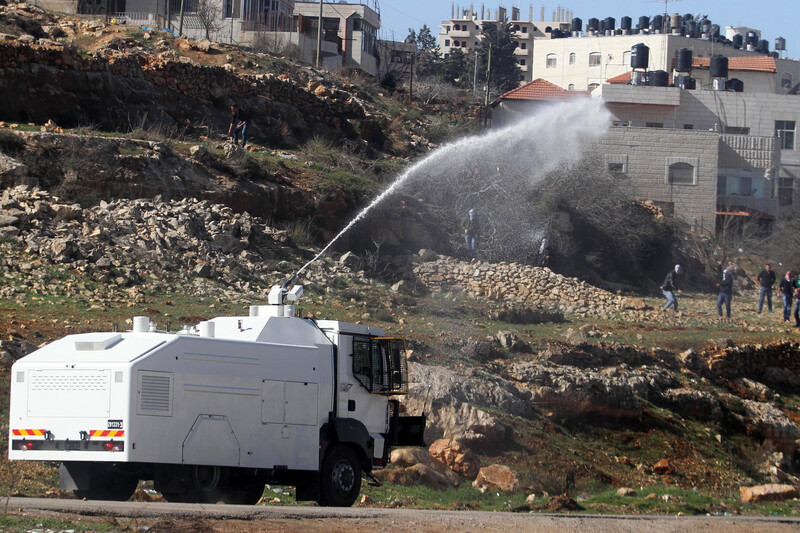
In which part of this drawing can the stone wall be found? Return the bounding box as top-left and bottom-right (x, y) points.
(412, 255), (628, 318)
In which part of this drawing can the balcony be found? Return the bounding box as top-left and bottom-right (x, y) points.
(513, 47), (530, 56)
(448, 30), (473, 38)
(717, 195), (781, 218)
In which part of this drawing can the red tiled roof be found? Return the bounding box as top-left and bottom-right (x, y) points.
(607, 71), (632, 84)
(498, 78), (589, 101)
(690, 56), (776, 73)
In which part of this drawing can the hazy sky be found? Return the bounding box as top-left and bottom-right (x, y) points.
(377, 0), (799, 59)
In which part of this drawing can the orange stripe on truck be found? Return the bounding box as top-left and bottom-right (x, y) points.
(89, 430), (125, 438)
(11, 429), (45, 436)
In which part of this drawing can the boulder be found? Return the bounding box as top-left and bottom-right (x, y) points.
(339, 251), (360, 269)
(616, 487), (636, 497)
(0, 152), (28, 184)
(739, 484), (799, 503)
(428, 439), (480, 479)
(546, 493), (582, 511)
(742, 400), (799, 455)
(472, 464), (519, 492)
(380, 447), (460, 489)
(653, 458), (671, 475)
(657, 388), (722, 421)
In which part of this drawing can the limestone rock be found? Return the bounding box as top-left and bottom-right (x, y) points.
(742, 399), (799, 455)
(657, 388), (722, 421)
(383, 447), (460, 489)
(616, 487), (636, 497)
(472, 464), (519, 492)
(428, 439), (480, 479)
(653, 459), (671, 475)
(739, 484), (798, 503)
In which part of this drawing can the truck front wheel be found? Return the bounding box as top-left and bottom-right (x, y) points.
(319, 445), (362, 507)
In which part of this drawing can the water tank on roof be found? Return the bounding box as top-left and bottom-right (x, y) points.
(631, 43), (649, 69)
(637, 16), (650, 32)
(700, 18), (711, 33)
(649, 70), (669, 86)
(604, 17), (615, 31)
(732, 34), (743, 49)
(651, 15), (663, 33)
(571, 17), (582, 33)
(775, 37), (786, 51)
(682, 13), (693, 22)
(746, 31), (758, 45)
(670, 13), (681, 31)
(674, 48), (692, 72)
(587, 17), (599, 32)
(727, 78), (744, 92)
(676, 75), (696, 90)
(757, 39), (769, 54)
(599, 19), (606, 34)
(685, 20), (698, 38)
(621, 16), (632, 31)
(710, 55), (728, 78)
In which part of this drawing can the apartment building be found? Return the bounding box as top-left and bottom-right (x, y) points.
(438, 4), (569, 83)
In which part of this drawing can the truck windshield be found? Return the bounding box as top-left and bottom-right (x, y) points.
(352, 337), (408, 395)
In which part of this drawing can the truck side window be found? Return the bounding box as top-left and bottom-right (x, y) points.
(351, 337), (408, 394)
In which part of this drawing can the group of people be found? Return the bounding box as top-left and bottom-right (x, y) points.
(660, 261), (800, 326)
(461, 209), (552, 266)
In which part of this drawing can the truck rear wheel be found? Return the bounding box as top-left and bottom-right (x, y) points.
(160, 464), (229, 503)
(222, 476), (265, 505)
(319, 445), (361, 507)
(73, 464), (138, 501)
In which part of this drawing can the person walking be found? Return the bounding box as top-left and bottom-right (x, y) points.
(228, 103), (250, 148)
(756, 263), (776, 314)
(779, 271), (794, 323)
(717, 267), (734, 318)
(660, 264), (683, 311)
(462, 208), (479, 260)
(538, 238), (553, 267)
(794, 275), (800, 328)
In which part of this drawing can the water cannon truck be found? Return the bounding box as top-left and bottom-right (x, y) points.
(8, 283), (425, 506)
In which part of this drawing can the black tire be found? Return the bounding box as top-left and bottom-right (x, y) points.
(186, 465), (229, 503)
(73, 464), (138, 501)
(319, 445), (362, 507)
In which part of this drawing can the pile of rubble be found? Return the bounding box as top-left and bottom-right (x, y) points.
(0, 185), (303, 299)
(412, 254), (631, 319)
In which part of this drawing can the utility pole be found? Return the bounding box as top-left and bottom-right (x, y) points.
(472, 50), (478, 93)
(315, 0), (323, 67)
(409, 51), (414, 102)
(178, 0), (185, 36)
(483, 45), (492, 128)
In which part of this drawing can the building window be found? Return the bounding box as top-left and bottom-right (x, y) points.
(474, 42), (478, 46)
(666, 157), (699, 185)
(453, 40), (460, 46)
(444, 39), (450, 47)
(738, 177), (753, 196)
(782, 73), (793, 89)
(568, 84), (575, 91)
(520, 42), (526, 50)
(522, 26), (528, 33)
(461, 41), (467, 47)
(779, 177), (794, 206)
(717, 175), (727, 195)
(546, 53), (557, 68)
(605, 154), (628, 173)
(776, 120), (795, 149)
(454, 24), (460, 30)
(588, 52), (601, 67)
(569, 52), (576, 65)
(588, 83), (599, 91)
(446, 25), (450, 32)
(646, 122), (663, 128)
(683, 124), (693, 129)
(518, 59), (526, 66)
(726, 126), (750, 135)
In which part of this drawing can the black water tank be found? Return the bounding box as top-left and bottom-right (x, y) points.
(571, 17), (582, 33)
(727, 78), (744, 92)
(631, 43), (649, 69)
(604, 17), (615, 31)
(649, 70), (669, 86)
(676, 75), (696, 90)
(682, 13), (693, 22)
(621, 16), (632, 31)
(732, 34), (743, 49)
(710, 55), (728, 78)
(651, 15), (663, 32)
(674, 48), (692, 72)
(685, 20), (697, 38)
(700, 18), (711, 34)
(587, 17), (599, 32)
(758, 39), (769, 54)
(637, 16), (650, 31)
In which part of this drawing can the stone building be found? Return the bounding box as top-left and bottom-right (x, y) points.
(492, 79), (797, 235)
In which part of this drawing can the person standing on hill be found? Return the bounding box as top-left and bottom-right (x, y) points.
(660, 264), (683, 311)
(717, 267), (735, 318)
(779, 271), (794, 323)
(794, 275), (800, 328)
(462, 208), (479, 260)
(228, 103), (250, 148)
(756, 263), (776, 314)
(538, 238), (553, 267)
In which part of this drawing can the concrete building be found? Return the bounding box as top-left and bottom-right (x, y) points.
(438, 4), (569, 83)
(493, 80), (798, 235)
(530, 33), (800, 93)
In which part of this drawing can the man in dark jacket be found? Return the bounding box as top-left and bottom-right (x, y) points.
(756, 263), (776, 314)
(779, 271), (794, 323)
(660, 264), (683, 311)
(462, 209), (479, 259)
(228, 103), (250, 148)
(717, 267), (734, 318)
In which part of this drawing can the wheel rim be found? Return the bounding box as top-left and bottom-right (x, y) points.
(193, 465), (221, 491)
(331, 459), (355, 493)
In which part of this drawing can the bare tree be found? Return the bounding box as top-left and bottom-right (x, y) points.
(196, 0), (223, 40)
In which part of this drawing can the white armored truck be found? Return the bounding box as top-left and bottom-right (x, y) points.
(8, 284), (425, 506)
